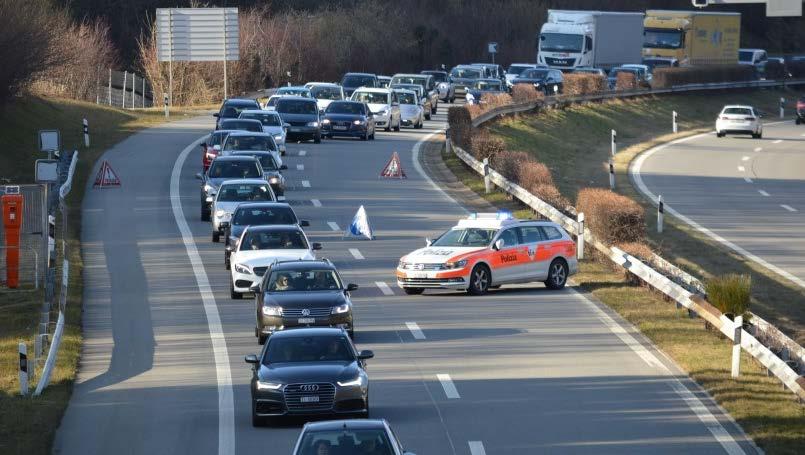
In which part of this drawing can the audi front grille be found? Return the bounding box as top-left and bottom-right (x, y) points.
(283, 383), (336, 412)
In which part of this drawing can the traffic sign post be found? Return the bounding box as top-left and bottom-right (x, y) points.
(38, 130), (60, 160)
(488, 42), (498, 64)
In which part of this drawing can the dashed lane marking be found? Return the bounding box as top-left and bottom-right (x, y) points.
(405, 322), (426, 340)
(327, 222), (340, 231)
(758, 190), (770, 197)
(781, 205), (797, 212)
(375, 281), (393, 295)
(311, 199), (322, 207)
(301, 180), (311, 188)
(469, 441), (487, 455)
(349, 248), (364, 260)
(437, 374), (460, 399)
(296, 164), (304, 171)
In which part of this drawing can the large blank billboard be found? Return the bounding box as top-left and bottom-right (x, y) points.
(156, 8), (239, 62)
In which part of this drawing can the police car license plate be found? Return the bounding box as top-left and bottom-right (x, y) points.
(408, 272), (428, 279)
(333, 125), (348, 131)
(298, 318), (315, 324)
(300, 396), (319, 403)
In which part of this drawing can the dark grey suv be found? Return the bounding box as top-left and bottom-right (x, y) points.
(245, 328), (373, 426)
(252, 259), (357, 343)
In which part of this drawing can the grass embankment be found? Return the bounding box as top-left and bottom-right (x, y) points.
(442, 88), (805, 454)
(0, 95), (210, 455)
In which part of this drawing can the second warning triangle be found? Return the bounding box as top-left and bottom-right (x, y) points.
(380, 152), (406, 179)
(93, 160), (121, 188)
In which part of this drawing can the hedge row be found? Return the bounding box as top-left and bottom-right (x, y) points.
(563, 73), (606, 96)
(511, 84), (545, 103)
(615, 72), (638, 91)
(447, 106), (473, 150)
(652, 64), (755, 88)
(577, 188), (645, 245)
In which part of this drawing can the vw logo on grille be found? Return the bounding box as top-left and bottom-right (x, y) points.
(415, 263), (424, 270)
(300, 384), (319, 392)
(301, 309), (311, 316)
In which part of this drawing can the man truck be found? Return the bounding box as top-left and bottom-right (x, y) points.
(537, 10), (645, 71)
(643, 10), (741, 66)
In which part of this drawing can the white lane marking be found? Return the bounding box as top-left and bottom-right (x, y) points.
(405, 322), (426, 340)
(349, 248), (364, 260)
(82, 208), (103, 213)
(781, 204), (797, 212)
(758, 190), (770, 197)
(296, 164), (304, 171)
(437, 374), (460, 399)
(299, 150), (307, 156)
(468, 441), (487, 455)
(375, 281), (393, 295)
(741, 156), (750, 161)
(327, 221), (340, 231)
(753, 147), (762, 152)
(411, 129), (470, 215)
(743, 177), (753, 183)
(171, 135), (234, 455)
(301, 180), (311, 188)
(737, 166), (745, 172)
(569, 287), (745, 455)
(772, 139), (783, 144)
(311, 199), (322, 207)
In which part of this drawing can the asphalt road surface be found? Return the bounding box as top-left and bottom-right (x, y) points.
(54, 104), (758, 455)
(633, 120), (805, 290)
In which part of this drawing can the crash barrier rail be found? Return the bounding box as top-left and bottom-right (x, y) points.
(33, 151), (77, 396)
(470, 78), (805, 128)
(447, 136), (805, 402)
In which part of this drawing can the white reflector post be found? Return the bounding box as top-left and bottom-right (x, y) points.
(19, 342), (28, 395)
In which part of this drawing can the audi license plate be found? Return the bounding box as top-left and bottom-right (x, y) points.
(333, 125), (348, 131)
(298, 317), (315, 324)
(289, 127), (302, 132)
(300, 396), (319, 403)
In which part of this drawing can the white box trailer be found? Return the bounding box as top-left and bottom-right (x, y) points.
(538, 10), (645, 70)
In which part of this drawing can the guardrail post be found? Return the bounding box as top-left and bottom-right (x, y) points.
(19, 342), (28, 395)
(608, 159), (615, 190)
(610, 129), (616, 156)
(672, 111), (678, 133)
(779, 97), (785, 119)
(482, 158), (492, 194)
(657, 195), (664, 233)
(82, 118), (89, 148)
(731, 315), (743, 378)
(122, 71), (127, 109)
(576, 212), (585, 260)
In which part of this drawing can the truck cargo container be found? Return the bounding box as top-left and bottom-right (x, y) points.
(643, 10), (740, 66)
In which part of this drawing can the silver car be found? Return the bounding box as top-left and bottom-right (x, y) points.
(211, 179), (276, 242)
(390, 73), (438, 115)
(238, 110), (289, 156)
(393, 89), (424, 129)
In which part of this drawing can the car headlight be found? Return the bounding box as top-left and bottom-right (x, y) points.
(534, 83), (541, 88)
(331, 303), (350, 314)
(307, 121), (319, 127)
(337, 374), (365, 387)
(353, 119), (364, 125)
(256, 381), (283, 390)
(234, 263), (251, 274)
(268, 176), (280, 184)
(445, 259), (468, 269)
(321, 119), (331, 124)
(204, 183), (216, 194)
(398, 260), (408, 269)
(262, 305), (283, 316)
(377, 110), (388, 116)
(215, 210), (225, 218)
(273, 134), (284, 142)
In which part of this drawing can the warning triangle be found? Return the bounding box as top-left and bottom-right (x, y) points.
(93, 160), (121, 188)
(380, 152), (406, 179)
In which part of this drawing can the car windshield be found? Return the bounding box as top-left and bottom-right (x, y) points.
(507, 65), (532, 75)
(278, 88), (310, 97)
(326, 102), (364, 115)
(265, 335), (354, 364)
(276, 99), (318, 115)
(210, 132), (230, 146)
(266, 269), (342, 292)
(219, 104), (255, 118)
(397, 92), (417, 104)
(232, 206), (297, 226)
(208, 160), (261, 179)
(234, 153), (279, 170)
(240, 113), (282, 126)
(432, 228), (496, 247)
(296, 429), (393, 455)
(240, 229), (307, 251)
(540, 33), (583, 53)
(267, 97), (281, 107)
(217, 183), (273, 202)
(723, 107), (754, 116)
(520, 69), (549, 79)
(223, 135), (276, 151)
(311, 86), (343, 100)
(475, 81), (501, 90)
(644, 29), (683, 49)
(220, 120), (262, 132)
(739, 51), (754, 63)
(352, 92), (388, 105)
(342, 75), (375, 87)
(451, 68), (481, 79)
(391, 76), (426, 86)
(425, 72), (446, 82)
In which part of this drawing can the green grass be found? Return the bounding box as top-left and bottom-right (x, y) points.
(443, 145), (805, 454)
(0, 95), (211, 455)
(485, 88), (805, 345)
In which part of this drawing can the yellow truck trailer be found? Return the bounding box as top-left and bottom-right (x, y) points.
(643, 10), (740, 65)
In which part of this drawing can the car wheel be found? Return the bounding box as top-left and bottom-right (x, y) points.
(201, 209), (210, 222)
(361, 131), (368, 141)
(314, 134), (321, 144)
(394, 118), (401, 132)
(431, 104), (437, 114)
(545, 259), (568, 290)
(450, 96), (455, 103)
(716, 131), (724, 138)
(425, 111), (431, 120)
(384, 122), (391, 132)
(467, 265), (490, 295)
(212, 231), (220, 243)
(403, 287), (424, 295)
(230, 278), (242, 300)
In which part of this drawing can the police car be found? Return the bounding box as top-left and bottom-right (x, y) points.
(396, 213), (577, 295)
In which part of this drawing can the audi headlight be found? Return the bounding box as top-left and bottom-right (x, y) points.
(234, 263), (251, 274)
(353, 119), (364, 125)
(273, 134), (284, 142)
(268, 177), (280, 184)
(331, 303), (350, 314)
(445, 259), (468, 269)
(321, 119), (331, 125)
(256, 381), (283, 390)
(307, 121), (319, 127)
(337, 374), (365, 387)
(262, 305), (283, 316)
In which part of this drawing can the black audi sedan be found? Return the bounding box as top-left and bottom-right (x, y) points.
(321, 101), (376, 140)
(252, 259), (357, 342)
(245, 328), (373, 426)
(513, 68), (564, 95)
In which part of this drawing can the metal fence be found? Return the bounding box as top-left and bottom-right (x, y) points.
(97, 69), (154, 108)
(0, 185), (47, 288)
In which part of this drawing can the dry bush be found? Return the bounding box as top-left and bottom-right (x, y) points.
(481, 92), (513, 109)
(764, 60), (786, 80)
(563, 73), (606, 96)
(491, 150), (530, 182)
(652, 65), (755, 88)
(518, 161), (554, 188)
(447, 106), (473, 150)
(618, 242), (655, 262)
(465, 104), (484, 119)
(787, 60), (805, 78)
(531, 183), (571, 210)
(615, 72), (637, 91)
(511, 84), (545, 103)
(470, 130), (506, 162)
(576, 188), (645, 245)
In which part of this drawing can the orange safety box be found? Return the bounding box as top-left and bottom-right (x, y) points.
(2, 193), (23, 288)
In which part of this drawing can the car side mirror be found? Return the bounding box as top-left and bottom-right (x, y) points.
(299, 220), (310, 227)
(244, 354), (258, 364)
(225, 244), (233, 252)
(346, 283), (359, 292)
(249, 284), (261, 293)
(283, 122), (291, 128)
(425, 237), (432, 247)
(357, 350), (374, 360)
(312, 242), (322, 251)
(200, 142), (207, 148)
(493, 239), (505, 250)
(280, 164), (288, 170)
(213, 113), (220, 118)
(195, 173), (204, 180)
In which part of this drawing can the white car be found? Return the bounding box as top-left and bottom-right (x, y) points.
(211, 179), (276, 242)
(393, 89), (424, 129)
(307, 82), (345, 112)
(350, 88), (401, 132)
(264, 95), (286, 111)
(505, 63), (539, 86)
(238, 110), (289, 156)
(716, 105), (763, 139)
(229, 225), (320, 298)
(221, 131), (283, 167)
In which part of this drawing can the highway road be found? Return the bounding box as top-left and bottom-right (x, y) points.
(632, 121), (805, 290)
(53, 105), (758, 454)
